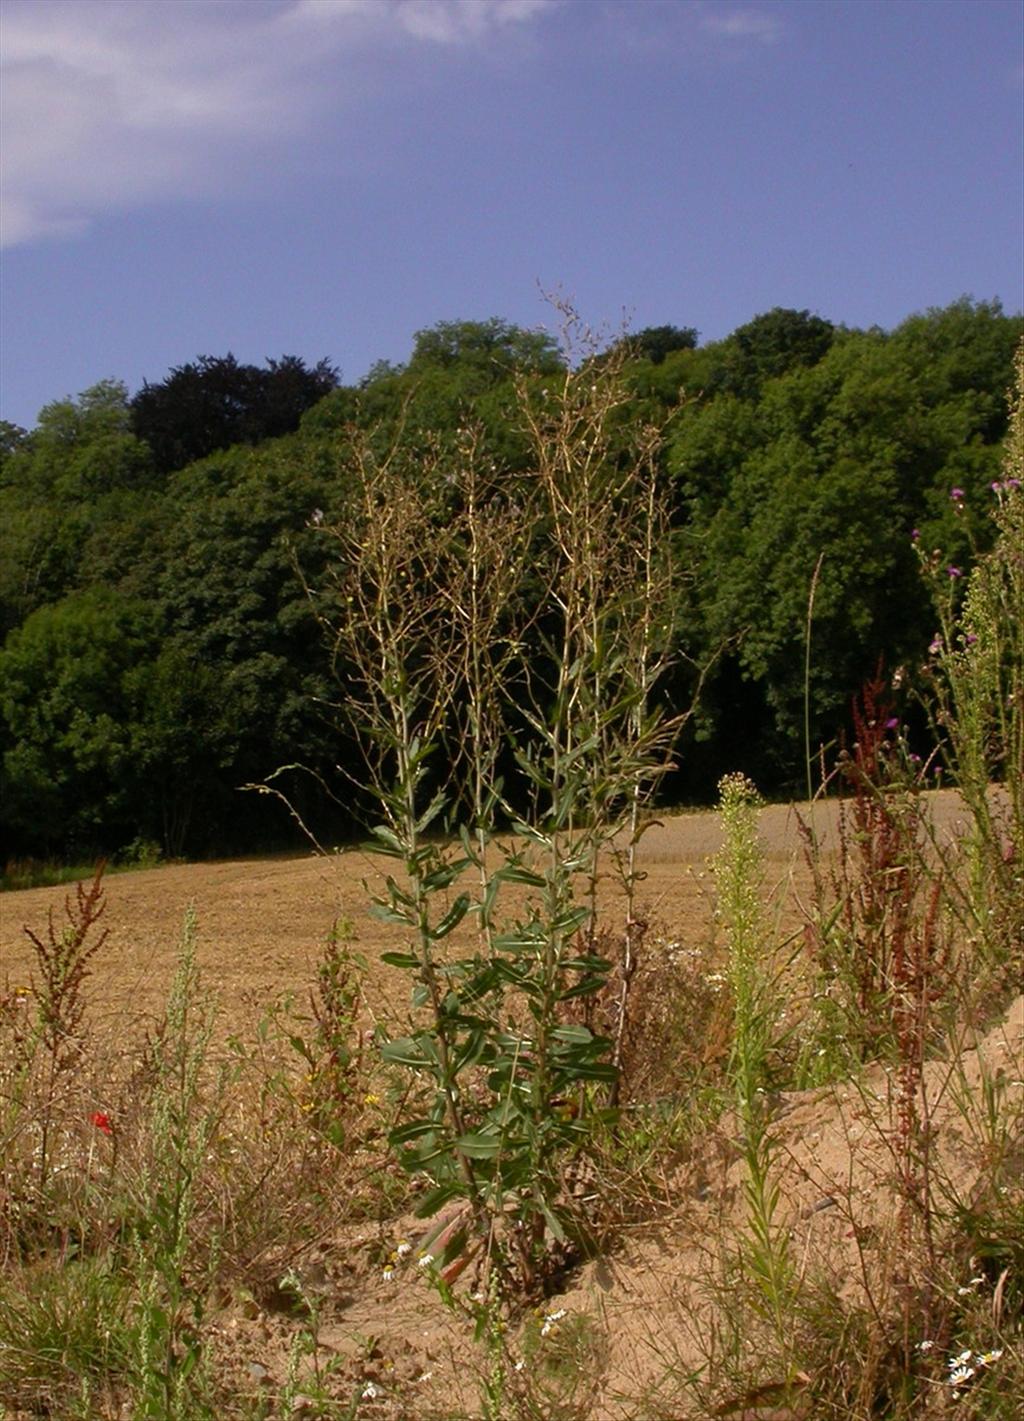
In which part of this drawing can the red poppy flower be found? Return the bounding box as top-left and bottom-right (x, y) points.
(90, 1111), (113, 1136)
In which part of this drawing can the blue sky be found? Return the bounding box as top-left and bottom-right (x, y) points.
(2, 0), (1021, 430)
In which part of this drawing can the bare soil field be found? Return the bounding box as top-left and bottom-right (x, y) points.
(0, 792), (979, 1043)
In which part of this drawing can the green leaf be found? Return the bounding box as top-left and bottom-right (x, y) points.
(458, 965), (501, 1004)
(539, 1198), (567, 1243)
(550, 1025), (594, 1045)
(370, 903), (415, 927)
(561, 955), (613, 973)
(495, 863), (547, 888)
(493, 925), (544, 954)
(432, 893), (470, 939)
(478, 873), (501, 927)
(380, 951), (420, 969)
(493, 1028), (533, 1052)
(455, 1131), (503, 1158)
(407, 735), (436, 770)
(380, 1036), (430, 1068)
(423, 859), (470, 892)
(559, 1060), (618, 1082)
(439, 1227), (468, 1268)
(551, 906), (590, 934)
(557, 979), (606, 1002)
(396, 1140), (451, 1172)
(454, 1029), (489, 1072)
(390, 1119), (438, 1144)
(366, 824), (408, 857)
(560, 732), (600, 766)
(384, 874), (415, 906)
(415, 789), (448, 834)
(493, 961), (536, 991)
(415, 1183), (462, 1218)
(321, 1120), (346, 1150)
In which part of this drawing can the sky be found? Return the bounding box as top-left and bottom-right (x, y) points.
(1, 0), (1022, 430)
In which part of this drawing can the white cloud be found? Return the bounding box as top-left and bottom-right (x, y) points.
(393, 0), (552, 44)
(700, 8), (781, 44)
(0, 0), (556, 249)
(285, 0), (551, 40)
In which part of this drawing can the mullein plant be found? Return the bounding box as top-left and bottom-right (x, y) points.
(310, 307), (680, 1305)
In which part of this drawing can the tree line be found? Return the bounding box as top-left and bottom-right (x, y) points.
(1, 300), (1020, 862)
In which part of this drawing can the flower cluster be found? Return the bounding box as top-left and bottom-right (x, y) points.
(917, 1342), (1005, 1399)
(539, 1306), (567, 1338)
(381, 1238), (412, 1282)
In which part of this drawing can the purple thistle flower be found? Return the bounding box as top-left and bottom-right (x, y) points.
(950, 487), (965, 501)
(910, 527), (920, 541)
(992, 481), (1003, 493)
(929, 637), (943, 655)
(1008, 478), (1021, 490)
(885, 717), (899, 730)
(947, 565), (962, 579)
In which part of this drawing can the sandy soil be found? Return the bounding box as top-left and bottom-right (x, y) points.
(4, 790), (1017, 1419)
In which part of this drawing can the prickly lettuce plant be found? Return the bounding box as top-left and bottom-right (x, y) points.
(313, 313), (679, 1300)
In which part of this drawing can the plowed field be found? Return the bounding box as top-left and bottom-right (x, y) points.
(2, 791), (977, 1044)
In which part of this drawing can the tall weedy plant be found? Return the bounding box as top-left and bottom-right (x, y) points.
(917, 341), (1024, 978)
(317, 426), (503, 1283)
(22, 865), (108, 1201)
(314, 313), (679, 1300)
(129, 909), (221, 1421)
(506, 309), (681, 1239)
(714, 773), (797, 1361)
(798, 681), (954, 1381)
(517, 341), (681, 1101)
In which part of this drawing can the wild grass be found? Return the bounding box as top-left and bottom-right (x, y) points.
(2, 837), (163, 892)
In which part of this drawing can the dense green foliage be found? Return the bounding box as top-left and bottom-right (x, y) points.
(1, 300), (1020, 862)
(129, 353), (339, 476)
